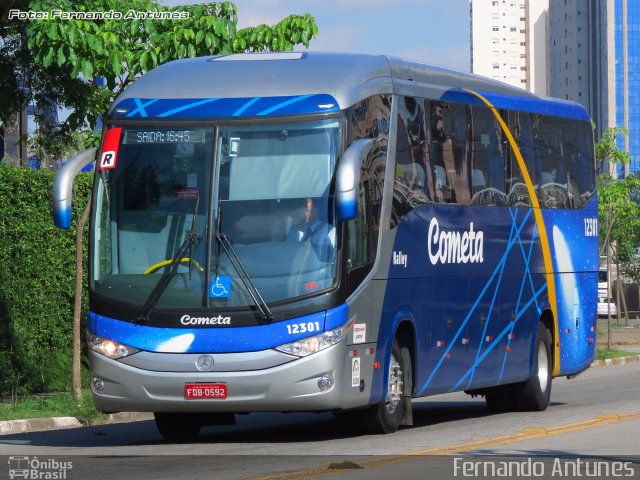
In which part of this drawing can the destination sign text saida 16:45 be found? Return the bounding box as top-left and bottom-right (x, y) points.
(123, 129), (205, 144)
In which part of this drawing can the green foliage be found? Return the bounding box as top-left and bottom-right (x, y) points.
(0, 390), (107, 424)
(233, 13), (318, 52)
(595, 347), (633, 361)
(0, 166), (92, 394)
(595, 127), (632, 171)
(1, 0), (318, 161)
(598, 174), (640, 247)
(595, 127), (640, 284)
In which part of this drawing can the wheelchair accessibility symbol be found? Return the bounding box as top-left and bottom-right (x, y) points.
(209, 276), (231, 298)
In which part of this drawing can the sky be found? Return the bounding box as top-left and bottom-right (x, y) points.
(164, 0), (472, 72)
(51, 0), (471, 136)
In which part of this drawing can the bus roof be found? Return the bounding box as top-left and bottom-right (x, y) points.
(110, 52), (590, 122)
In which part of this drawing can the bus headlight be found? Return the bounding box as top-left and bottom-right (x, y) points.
(88, 334), (139, 359)
(275, 320), (352, 357)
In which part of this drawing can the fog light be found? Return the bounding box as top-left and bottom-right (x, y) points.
(93, 377), (105, 394)
(318, 375), (333, 391)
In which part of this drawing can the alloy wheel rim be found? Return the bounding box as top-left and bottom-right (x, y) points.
(537, 341), (549, 393)
(385, 353), (403, 414)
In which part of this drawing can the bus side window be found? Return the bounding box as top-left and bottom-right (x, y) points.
(392, 96), (432, 227)
(575, 121), (596, 205)
(469, 106), (506, 206)
(347, 166), (382, 293)
(560, 119), (581, 208)
(345, 94), (389, 293)
(535, 115), (570, 209)
(347, 185), (371, 271)
(561, 119), (595, 208)
(431, 101), (472, 205)
(506, 111), (535, 207)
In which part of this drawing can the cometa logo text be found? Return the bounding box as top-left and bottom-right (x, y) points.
(428, 217), (484, 265)
(181, 315), (231, 326)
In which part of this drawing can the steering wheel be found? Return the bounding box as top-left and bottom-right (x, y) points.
(144, 258), (204, 275)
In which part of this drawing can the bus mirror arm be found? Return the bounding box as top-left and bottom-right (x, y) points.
(335, 139), (373, 221)
(52, 148), (97, 229)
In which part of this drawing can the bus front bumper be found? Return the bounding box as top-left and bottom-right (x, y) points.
(88, 343), (352, 413)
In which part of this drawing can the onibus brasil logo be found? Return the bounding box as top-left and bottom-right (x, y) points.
(8, 456), (72, 479)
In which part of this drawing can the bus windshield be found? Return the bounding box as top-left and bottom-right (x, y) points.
(92, 118), (342, 312)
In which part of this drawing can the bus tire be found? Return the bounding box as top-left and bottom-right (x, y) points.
(361, 339), (408, 434)
(515, 322), (552, 411)
(154, 412), (202, 441)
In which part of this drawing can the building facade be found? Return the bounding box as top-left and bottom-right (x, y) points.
(470, 0), (549, 95)
(614, 0), (640, 175)
(472, 0), (640, 175)
(548, 0), (640, 176)
(548, 0), (613, 173)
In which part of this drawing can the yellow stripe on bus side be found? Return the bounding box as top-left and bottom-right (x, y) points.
(463, 89), (560, 376)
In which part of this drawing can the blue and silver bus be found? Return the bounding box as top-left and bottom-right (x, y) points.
(54, 52), (598, 439)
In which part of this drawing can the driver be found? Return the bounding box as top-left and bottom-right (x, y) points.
(287, 198), (336, 261)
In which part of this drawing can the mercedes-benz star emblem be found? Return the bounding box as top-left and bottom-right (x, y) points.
(195, 354), (214, 371)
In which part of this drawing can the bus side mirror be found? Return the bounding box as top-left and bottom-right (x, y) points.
(335, 139), (373, 221)
(52, 148), (97, 229)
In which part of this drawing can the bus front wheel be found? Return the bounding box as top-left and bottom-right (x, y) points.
(359, 339), (411, 434)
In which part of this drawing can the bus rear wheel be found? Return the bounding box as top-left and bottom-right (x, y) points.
(514, 322), (552, 411)
(483, 322), (552, 413)
(154, 412), (202, 441)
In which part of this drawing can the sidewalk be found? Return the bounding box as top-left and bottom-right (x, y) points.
(1, 322), (639, 436)
(596, 317), (640, 354)
(590, 317), (640, 367)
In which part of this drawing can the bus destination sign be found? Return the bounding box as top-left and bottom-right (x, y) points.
(123, 129), (205, 144)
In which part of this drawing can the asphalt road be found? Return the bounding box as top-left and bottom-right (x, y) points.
(1, 362), (639, 480)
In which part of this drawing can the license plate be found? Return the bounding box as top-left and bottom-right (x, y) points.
(184, 383), (227, 399)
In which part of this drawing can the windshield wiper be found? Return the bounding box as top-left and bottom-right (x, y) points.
(215, 233), (273, 322)
(134, 198), (199, 324)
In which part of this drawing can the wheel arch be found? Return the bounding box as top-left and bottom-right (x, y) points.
(394, 318), (416, 396)
(540, 308), (556, 374)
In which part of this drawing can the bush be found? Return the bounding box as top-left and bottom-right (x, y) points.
(0, 166), (92, 394)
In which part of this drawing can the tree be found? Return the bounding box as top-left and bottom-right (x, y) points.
(596, 127), (640, 345)
(597, 176), (640, 314)
(2, 0), (318, 400)
(1, 0), (318, 164)
(595, 126), (632, 174)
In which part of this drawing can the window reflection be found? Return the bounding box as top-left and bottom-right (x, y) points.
(470, 106), (507, 206)
(431, 101), (472, 204)
(389, 96), (594, 214)
(392, 97), (433, 226)
(346, 95), (390, 289)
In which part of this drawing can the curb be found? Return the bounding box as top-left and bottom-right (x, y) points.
(590, 354), (640, 368)
(0, 416), (82, 435)
(0, 412), (152, 436)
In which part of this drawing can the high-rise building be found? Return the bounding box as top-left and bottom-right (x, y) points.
(613, 0), (640, 175)
(548, 0), (640, 176)
(470, 0), (549, 95)
(472, 0), (640, 175)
